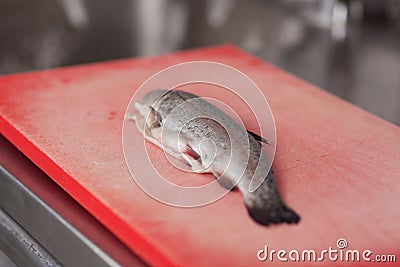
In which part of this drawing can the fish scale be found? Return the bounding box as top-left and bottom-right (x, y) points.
(134, 89), (300, 225)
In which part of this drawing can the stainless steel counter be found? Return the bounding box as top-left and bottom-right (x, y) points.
(0, 135), (146, 266)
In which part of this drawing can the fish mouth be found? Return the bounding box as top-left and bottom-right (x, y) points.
(130, 110), (147, 137)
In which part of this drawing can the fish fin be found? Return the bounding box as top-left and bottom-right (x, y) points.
(182, 145), (200, 160)
(243, 170), (300, 226)
(134, 102), (162, 136)
(181, 145), (206, 173)
(247, 203), (300, 226)
(147, 106), (162, 129)
(142, 106), (164, 142)
(133, 107), (166, 151)
(247, 130), (269, 145)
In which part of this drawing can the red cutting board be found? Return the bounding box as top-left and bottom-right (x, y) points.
(0, 45), (399, 266)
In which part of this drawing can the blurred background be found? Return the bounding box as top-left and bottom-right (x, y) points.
(0, 0), (399, 125)
(0, 1), (399, 265)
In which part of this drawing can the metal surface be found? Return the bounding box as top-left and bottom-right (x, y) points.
(0, 248), (15, 267)
(1, 0), (400, 125)
(0, 45), (399, 266)
(0, 135), (146, 267)
(0, 166), (117, 266)
(0, 208), (60, 267)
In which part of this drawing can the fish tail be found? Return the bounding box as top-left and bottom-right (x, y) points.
(247, 202), (300, 226)
(243, 171), (300, 226)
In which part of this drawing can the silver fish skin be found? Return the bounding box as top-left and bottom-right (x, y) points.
(133, 90), (300, 226)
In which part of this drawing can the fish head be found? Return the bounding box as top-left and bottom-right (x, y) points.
(141, 89), (170, 107)
(133, 90), (169, 131)
(133, 90), (169, 119)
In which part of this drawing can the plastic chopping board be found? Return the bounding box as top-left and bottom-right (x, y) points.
(0, 45), (399, 266)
